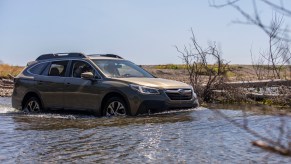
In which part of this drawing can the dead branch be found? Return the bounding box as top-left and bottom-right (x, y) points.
(209, 0), (291, 41)
(176, 29), (229, 102)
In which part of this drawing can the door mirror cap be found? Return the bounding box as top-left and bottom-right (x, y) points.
(81, 72), (95, 80)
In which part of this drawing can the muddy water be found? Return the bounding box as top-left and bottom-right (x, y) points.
(0, 97), (290, 163)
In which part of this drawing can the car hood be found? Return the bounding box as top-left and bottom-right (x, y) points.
(113, 78), (191, 89)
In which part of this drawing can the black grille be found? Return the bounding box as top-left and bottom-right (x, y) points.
(165, 89), (193, 100)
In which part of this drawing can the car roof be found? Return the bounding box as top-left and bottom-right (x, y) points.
(87, 56), (124, 60)
(87, 54), (124, 60)
(35, 53), (124, 61)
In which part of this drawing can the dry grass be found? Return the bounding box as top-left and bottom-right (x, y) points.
(0, 64), (24, 78)
(0, 64), (290, 82)
(144, 64), (291, 82)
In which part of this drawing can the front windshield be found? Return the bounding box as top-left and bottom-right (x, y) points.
(93, 59), (154, 78)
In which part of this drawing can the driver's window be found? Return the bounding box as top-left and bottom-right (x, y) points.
(71, 61), (94, 78)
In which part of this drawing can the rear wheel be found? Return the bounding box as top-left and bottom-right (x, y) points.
(23, 97), (42, 113)
(103, 97), (127, 116)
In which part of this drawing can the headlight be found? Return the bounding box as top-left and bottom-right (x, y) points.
(130, 84), (160, 94)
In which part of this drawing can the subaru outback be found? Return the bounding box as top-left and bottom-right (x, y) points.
(12, 53), (199, 116)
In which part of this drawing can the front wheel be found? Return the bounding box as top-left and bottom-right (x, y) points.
(103, 97), (128, 116)
(23, 97), (42, 113)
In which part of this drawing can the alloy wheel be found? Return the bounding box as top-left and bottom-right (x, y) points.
(24, 98), (41, 113)
(105, 101), (126, 116)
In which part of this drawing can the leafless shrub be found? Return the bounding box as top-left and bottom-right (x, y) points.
(251, 50), (266, 80)
(176, 29), (230, 102)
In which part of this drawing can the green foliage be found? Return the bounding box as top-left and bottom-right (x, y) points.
(225, 71), (236, 78)
(263, 99), (273, 105)
(154, 64), (186, 70)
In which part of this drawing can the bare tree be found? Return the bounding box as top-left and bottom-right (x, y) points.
(209, 0), (291, 156)
(266, 16), (291, 78)
(176, 29), (229, 102)
(251, 16), (291, 80)
(209, 0), (291, 41)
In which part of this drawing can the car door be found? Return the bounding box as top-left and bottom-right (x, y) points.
(35, 60), (68, 109)
(63, 60), (103, 110)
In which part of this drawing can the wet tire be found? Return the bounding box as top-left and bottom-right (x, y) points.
(23, 97), (42, 113)
(103, 97), (128, 116)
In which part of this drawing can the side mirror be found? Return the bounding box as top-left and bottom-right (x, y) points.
(81, 72), (95, 80)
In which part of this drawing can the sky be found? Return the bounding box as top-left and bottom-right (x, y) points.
(0, 0), (290, 66)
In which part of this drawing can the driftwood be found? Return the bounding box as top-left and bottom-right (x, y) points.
(246, 93), (291, 100)
(0, 79), (14, 96)
(215, 79), (291, 89)
(252, 140), (291, 156)
(1, 79), (13, 84)
(0, 84), (13, 89)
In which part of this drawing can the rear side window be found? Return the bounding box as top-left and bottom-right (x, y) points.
(29, 62), (49, 75)
(48, 61), (68, 76)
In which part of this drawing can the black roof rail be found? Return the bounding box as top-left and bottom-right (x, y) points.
(87, 54), (123, 59)
(36, 52), (86, 61)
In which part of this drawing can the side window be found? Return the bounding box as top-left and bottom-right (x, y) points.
(29, 62), (49, 75)
(48, 61), (68, 77)
(71, 61), (95, 78)
(117, 64), (143, 77)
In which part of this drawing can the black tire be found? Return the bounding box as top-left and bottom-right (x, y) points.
(23, 97), (42, 113)
(103, 97), (128, 116)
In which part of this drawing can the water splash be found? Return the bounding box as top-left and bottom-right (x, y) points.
(0, 105), (18, 114)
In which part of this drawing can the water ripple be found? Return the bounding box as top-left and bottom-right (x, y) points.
(0, 97), (290, 163)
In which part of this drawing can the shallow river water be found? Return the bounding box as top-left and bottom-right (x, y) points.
(0, 97), (290, 163)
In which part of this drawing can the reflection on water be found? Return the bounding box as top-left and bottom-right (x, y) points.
(0, 98), (290, 163)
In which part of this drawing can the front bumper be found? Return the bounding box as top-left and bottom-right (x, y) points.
(137, 99), (199, 114)
(128, 90), (199, 115)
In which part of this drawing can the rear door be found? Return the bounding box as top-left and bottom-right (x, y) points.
(35, 60), (68, 108)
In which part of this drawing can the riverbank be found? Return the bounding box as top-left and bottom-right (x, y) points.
(0, 79), (13, 97)
(1, 65), (291, 108)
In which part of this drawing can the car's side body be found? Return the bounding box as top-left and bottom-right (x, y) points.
(12, 53), (199, 116)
